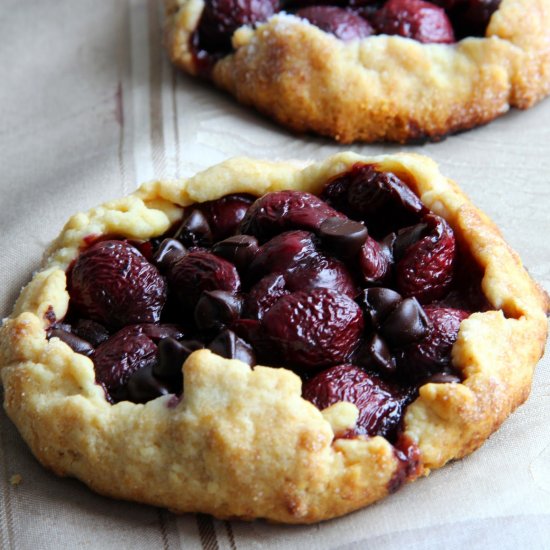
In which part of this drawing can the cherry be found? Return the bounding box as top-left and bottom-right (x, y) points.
(196, 194), (255, 241)
(240, 190), (344, 241)
(261, 289), (364, 370)
(249, 230), (318, 280)
(169, 250), (241, 310)
(198, 0), (280, 53)
(359, 236), (392, 283)
(395, 214), (456, 303)
(399, 306), (469, 381)
(322, 164), (426, 237)
(452, 0), (501, 37)
(93, 325), (158, 402)
(373, 0), (456, 43)
(69, 240), (167, 330)
(302, 364), (411, 438)
(244, 273), (290, 320)
(285, 255), (358, 297)
(296, 6), (374, 41)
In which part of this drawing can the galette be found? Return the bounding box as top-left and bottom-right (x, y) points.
(0, 153), (547, 523)
(164, 0), (550, 143)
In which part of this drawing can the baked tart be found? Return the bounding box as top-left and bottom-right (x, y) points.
(0, 153), (547, 523)
(165, 0), (550, 143)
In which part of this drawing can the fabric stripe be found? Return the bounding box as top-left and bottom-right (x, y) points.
(224, 521), (238, 550)
(157, 509), (171, 550)
(0, 402), (15, 550)
(117, 0), (130, 196)
(129, 0), (155, 183)
(148, 0), (166, 176)
(171, 69), (181, 176)
(196, 514), (220, 550)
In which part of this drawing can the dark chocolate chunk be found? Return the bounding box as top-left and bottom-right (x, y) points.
(208, 329), (256, 366)
(72, 319), (110, 347)
(140, 323), (186, 342)
(360, 287), (403, 330)
(212, 235), (259, 271)
(194, 290), (243, 331)
(126, 363), (171, 403)
(48, 328), (95, 357)
(318, 216), (369, 258)
(153, 238), (188, 271)
(356, 333), (397, 375)
(380, 297), (431, 346)
(153, 337), (203, 381)
(175, 210), (213, 247)
(391, 222), (429, 261)
(380, 232), (396, 262)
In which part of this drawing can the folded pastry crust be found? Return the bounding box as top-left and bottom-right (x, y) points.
(165, 0), (550, 143)
(0, 153), (548, 523)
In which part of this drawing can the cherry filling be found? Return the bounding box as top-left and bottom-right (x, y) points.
(190, 0), (502, 73)
(49, 165), (490, 485)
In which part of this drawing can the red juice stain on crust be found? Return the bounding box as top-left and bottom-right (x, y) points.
(44, 305), (56, 325)
(388, 433), (422, 493)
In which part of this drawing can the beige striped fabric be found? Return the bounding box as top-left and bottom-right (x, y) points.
(1, 1), (549, 548)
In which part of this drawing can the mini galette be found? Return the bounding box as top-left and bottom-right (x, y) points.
(0, 153), (547, 523)
(165, 0), (550, 143)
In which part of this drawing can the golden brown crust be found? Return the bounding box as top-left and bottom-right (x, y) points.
(0, 153), (548, 523)
(164, 0), (550, 143)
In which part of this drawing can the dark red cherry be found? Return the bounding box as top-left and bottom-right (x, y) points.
(69, 240), (167, 330)
(400, 306), (469, 380)
(244, 273), (290, 320)
(462, 0), (501, 33)
(296, 6), (374, 41)
(240, 191), (344, 241)
(197, 194), (255, 241)
(359, 236), (392, 283)
(395, 214), (456, 303)
(198, 0), (280, 52)
(373, 0), (456, 43)
(302, 364), (410, 438)
(322, 164), (426, 237)
(93, 325), (158, 402)
(443, 0), (501, 38)
(169, 250), (241, 310)
(285, 255), (358, 297)
(262, 289), (364, 370)
(249, 230), (318, 279)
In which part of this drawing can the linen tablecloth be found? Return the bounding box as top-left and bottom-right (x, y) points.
(1, 1), (549, 548)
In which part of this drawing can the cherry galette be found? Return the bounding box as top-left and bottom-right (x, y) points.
(165, 0), (550, 142)
(1, 153), (547, 523)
